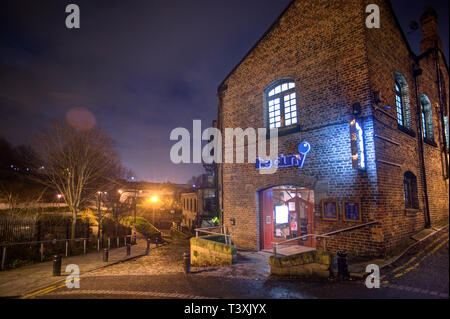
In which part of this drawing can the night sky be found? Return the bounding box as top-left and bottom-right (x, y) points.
(1, 0), (448, 183)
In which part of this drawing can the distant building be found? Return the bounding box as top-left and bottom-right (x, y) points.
(181, 174), (218, 229)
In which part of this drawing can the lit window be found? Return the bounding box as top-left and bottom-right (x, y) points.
(421, 94), (434, 141)
(394, 73), (412, 129)
(444, 115), (449, 149)
(266, 80), (297, 129)
(395, 81), (404, 126)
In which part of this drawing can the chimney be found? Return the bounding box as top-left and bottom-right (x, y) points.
(420, 6), (442, 53)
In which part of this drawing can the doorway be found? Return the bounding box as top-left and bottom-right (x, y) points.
(259, 186), (315, 250)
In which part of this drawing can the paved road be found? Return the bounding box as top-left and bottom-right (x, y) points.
(31, 230), (449, 299)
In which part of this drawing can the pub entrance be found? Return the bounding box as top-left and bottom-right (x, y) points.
(259, 186), (315, 250)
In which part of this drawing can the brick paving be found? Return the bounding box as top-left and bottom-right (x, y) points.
(84, 238), (271, 281)
(8, 229), (448, 299)
(0, 239), (148, 298)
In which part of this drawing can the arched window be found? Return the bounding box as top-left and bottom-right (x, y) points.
(404, 172), (419, 209)
(265, 79), (297, 129)
(420, 94), (434, 140)
(394, 72), (412, 129)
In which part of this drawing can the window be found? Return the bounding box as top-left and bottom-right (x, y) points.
(266, 80), (297, 129)
(404, 172), (419, 209)
(394, 72), (412, 129)
(444, 115), (449, 150)
(395, 81), (405, 126)
(421, 94), (434, 141)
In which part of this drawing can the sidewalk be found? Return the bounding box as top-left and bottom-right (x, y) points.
(348, 224), (449, 278)
(0, 239), (148, 298)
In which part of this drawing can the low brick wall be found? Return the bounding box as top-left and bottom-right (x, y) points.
(190, 236), (237, 266)
(269, 250), (334, 279)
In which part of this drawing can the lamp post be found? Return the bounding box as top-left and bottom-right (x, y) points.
(151, 196), (158, 226)
(132, 177), (137, 244)
(96, 191), (103, 240)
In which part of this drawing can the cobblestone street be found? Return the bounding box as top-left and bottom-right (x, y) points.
(30, 228), (449, 299)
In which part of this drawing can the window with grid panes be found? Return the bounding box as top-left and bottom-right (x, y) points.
(267, 81), (297, 129)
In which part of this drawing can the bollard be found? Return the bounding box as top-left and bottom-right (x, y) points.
(65, 240), (69, 257)
(103, 248), (109, 262)
(40, 243), (44, 262)
(117, 237), (119, 248)
(126, 244), (131, 256)
(1, 246), (6, 271)
(53, 255), (62, 276)
(97, 238), (100, 252)
(336, 250), (349, 280)
(83, 239), (87, 254)
(146, 238), (151, 255)
(183, 252), (190, 274)
(108, 237), (111, 250)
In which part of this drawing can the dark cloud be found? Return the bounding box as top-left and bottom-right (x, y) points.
(0, 0), (448, 183)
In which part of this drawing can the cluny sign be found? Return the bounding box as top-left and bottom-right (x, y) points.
(255, 141), (311, 170)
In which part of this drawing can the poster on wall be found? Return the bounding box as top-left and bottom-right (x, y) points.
(342, 200), (362, 222)
(321, 199), (338, 221)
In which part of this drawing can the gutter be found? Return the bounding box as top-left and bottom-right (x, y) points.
(413, 64), (431, 228)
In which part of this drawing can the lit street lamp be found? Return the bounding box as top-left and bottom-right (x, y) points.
(151, 196), (159, 226)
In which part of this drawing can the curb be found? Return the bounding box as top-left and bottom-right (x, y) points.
(15, 248), (149, 299)
(19, 242), (174, 298)
(349, 224), (449, 279)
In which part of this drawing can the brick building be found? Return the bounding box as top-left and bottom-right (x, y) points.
(216, 0), (449, 256)
(181, 174), (217, 229)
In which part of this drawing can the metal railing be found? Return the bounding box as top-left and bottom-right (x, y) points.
(272, 221), (380, 256)
(1, 235), (132, 271)
(273, 234), (330, 256)
(194, 225), (232, 246)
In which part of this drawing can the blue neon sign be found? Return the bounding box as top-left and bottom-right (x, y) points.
(255, 141), (311, 170)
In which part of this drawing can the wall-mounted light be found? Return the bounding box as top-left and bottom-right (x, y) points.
(352, 103), (362, 117)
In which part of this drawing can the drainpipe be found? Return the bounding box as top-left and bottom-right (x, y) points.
(217, 85), (226, 226)
(413, 65), (431, 228)
(434, 43), (449, 179)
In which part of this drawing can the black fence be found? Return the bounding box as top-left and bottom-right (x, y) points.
(0, 214), (132, 270)
(0, 214), (91, 244)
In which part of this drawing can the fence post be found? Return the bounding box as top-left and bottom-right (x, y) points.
(1, 246), (6, 271)
(117, 237), (119, 248)
(83, 239), (87, 254)
(65, 240), (69, 257)
(108, 237), (110, 250)
(124, 237), (126, 246)
(97, 238), (100, 252)
(40, 243), (44, 262)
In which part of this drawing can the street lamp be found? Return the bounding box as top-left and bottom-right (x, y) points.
(56, 194), (63, 206)
(96, 191), (103, 240)
(150, 196), (159, 226)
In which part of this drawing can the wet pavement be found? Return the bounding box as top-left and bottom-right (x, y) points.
(29, 230), (449, 299)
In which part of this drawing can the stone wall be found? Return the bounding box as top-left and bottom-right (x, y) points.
(190, 236), (237, 266)
(269, 250), (334, 279)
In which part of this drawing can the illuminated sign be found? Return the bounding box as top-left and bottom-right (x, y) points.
(350, 120), (366, 170)
(255, 141), (311, 170)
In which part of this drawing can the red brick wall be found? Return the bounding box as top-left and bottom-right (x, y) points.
(217, 0), (449, 256)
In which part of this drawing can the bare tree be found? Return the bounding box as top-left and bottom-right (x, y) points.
(33, 123), (123, 241)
